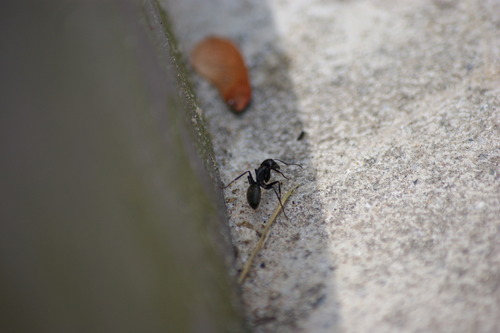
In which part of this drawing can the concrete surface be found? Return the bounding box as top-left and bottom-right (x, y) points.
(162, 0), (499, 332)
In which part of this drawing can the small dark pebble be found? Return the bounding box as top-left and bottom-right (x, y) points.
(254, 316), (277, 326)
(312, 294), (327, 309)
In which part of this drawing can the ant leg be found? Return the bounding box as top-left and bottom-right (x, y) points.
(223, 171), (252, 189)
(265, 181), (288, 219)
(276, 180), (282, 198)
(274, 158), (303, 169)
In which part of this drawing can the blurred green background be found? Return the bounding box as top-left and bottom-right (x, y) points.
(0, 1), (245, 332)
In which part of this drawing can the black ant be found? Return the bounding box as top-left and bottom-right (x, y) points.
(223, 159), (302, 218)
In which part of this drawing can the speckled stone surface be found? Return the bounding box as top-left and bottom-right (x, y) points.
(162, 0), (499, 331)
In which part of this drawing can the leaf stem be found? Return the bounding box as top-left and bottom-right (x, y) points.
(238, 184), (299, 284)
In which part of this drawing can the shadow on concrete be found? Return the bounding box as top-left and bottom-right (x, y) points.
(162, 0), (339, 331)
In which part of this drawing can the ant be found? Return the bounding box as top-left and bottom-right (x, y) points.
(223, 159), (302, 218)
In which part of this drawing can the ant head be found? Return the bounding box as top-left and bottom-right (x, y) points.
(261, 159), (280, 171)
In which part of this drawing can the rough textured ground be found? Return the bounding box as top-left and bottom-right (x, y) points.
(161, 0), (499, 332)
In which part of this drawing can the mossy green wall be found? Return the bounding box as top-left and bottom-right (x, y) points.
(0, 1), (246, 332)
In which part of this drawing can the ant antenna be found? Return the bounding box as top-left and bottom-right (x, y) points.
(274, 158), (303, 169)
(272, 168), (289, 180)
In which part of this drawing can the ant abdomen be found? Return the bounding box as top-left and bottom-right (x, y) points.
(247, 183), (261, 209)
